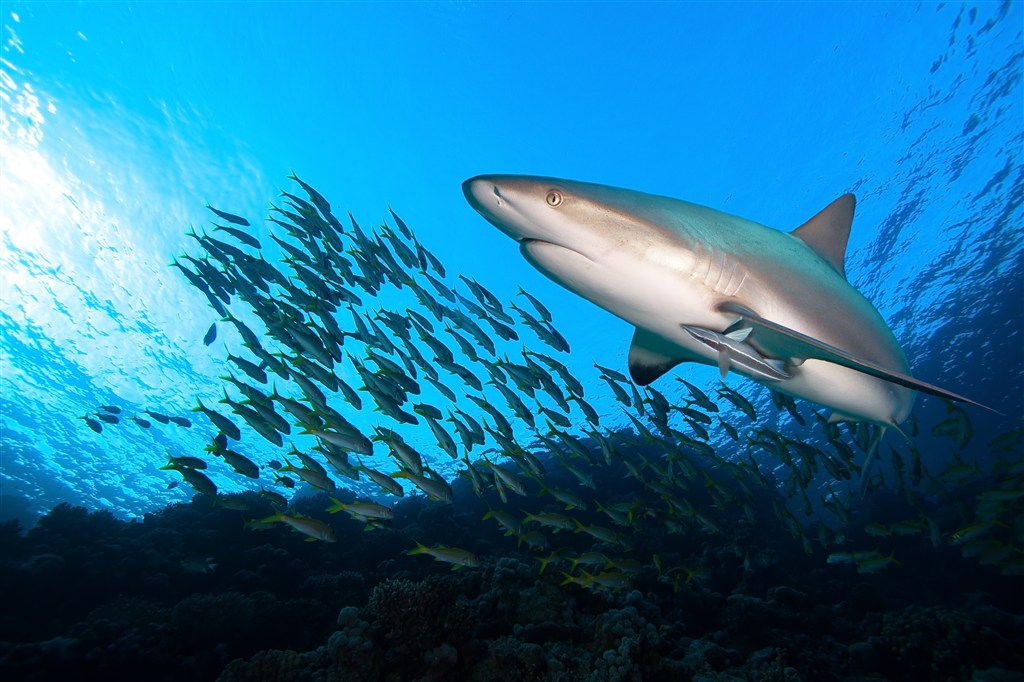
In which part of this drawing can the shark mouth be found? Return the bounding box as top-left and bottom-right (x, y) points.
(519, 238), (596, 264)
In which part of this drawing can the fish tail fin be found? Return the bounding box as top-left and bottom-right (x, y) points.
(858, 425), (888, 497)
(406, 541), (429, 556)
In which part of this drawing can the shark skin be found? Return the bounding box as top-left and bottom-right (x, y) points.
(463, 174), (989, 429)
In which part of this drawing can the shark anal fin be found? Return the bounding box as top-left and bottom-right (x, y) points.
(628, 328), (700, 386)
(716, 301), (999, 413)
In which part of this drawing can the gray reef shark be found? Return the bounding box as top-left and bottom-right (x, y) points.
(463, 175), (990, 432)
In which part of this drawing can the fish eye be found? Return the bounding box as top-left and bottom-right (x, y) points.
(546, 190), (562, 207)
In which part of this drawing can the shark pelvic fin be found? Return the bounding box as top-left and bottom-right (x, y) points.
(718, 347), (731, 378)
(716, 301), (999, 413)
(791, 193), (855, 278)
(628, 328), (698, 386)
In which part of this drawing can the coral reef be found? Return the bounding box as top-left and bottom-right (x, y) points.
(1, 487), (1022, 682)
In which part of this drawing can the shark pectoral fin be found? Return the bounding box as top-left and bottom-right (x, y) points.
(717, 347), (731, 379)
(628, 328), (698, 386)
(716, 301), (999, 413)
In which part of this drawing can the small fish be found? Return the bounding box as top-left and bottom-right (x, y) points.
(358, 462), (405, 497)
(536, 549), (571, 574)
(203, 322), (218, 346)
(516, 286), (553, 323)
(523, 512), (577, 532)
(560, 570), (629, 591)
(406, 541), (480, 569)
(392, 469), (453, 503)
(976, 489), (1024, 502)
(166, 464), (218, 497)
(482, 460), (528, 496)
(517, 530), (549, 551)
(573, 521), (627, 547)
(278, 456), (335, 491)
(541, 485), (588, 511)
(569, 552), (611, 571)
(250, 513), (336, 542)
(413, 403), (443, 420)
(219, 449), (260, 479)
(191, 398), (241, 440)
(717, 384), (757, 421)
(80, 415), (103, 433)
(160, 454), (208, 470)
(213, 223), (261, 250)
(483, 506), (523, 536)
(988, 427), (1023, 454)
(303, 428), (373, 456)
(373, 428), (424, 475)
(950, 521), (1004, 545)
(98, 405), (122, 414)
(855, 551), (900, 574)
(258, 488), (288, 508)
(326, 498), (394, 520)
(864, 523), (891, 537)
(205, 203), (250, 227)
(423, 416), (459, 459)
(211, 494), (250, 511)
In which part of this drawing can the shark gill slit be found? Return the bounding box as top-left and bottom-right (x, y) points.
(695, 242), (713, 286)
(698, 243), (717, 289)
(720, 257), (740, 297)
(712, 249), (729, 293)
(725, 264), (747, 298)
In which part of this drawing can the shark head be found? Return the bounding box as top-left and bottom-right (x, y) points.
(463, 175), (711, 330)
(463, 174), (621, 261)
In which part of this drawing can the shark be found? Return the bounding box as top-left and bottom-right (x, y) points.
(463, 174), (990, 431)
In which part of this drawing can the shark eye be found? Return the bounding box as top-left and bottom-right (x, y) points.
(545, 190), (562, 207)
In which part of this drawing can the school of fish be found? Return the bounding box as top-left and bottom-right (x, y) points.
(85, 174), (1023, 584)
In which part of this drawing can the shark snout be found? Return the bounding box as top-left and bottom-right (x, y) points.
(463, 175), (528, 242)
(462, 176), (502, 214)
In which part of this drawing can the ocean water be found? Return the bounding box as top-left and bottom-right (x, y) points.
(1, 2), (1022, 681)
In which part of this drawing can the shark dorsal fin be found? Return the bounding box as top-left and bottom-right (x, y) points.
(791, 194), (855, 279)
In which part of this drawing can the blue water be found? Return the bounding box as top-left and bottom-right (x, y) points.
(1, 3), (1022, 679)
